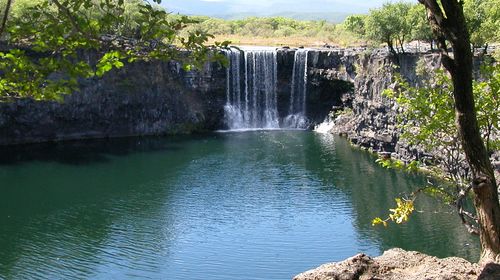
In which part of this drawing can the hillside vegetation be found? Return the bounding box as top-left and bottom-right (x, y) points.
(179, 16), (362, 47)
(179, 0), (499, 48)
(205, 11), (349, 23)
(2, 0), (497, 48)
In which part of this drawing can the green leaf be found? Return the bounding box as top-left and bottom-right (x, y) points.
(372, 217), (388, 227)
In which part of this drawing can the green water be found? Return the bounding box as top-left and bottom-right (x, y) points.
(0, 131), (479, 279)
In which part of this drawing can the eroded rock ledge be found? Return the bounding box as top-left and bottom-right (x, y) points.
(293, 248), (500, 280)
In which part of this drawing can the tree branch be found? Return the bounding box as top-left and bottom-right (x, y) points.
(418, 0), (446, 26)
(50, 0), (96, 42)
(418, 0), (457, 72)
(456, 184), (480, 235)
(441, 54), (455, 76)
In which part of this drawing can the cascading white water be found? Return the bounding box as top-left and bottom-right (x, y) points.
(224, 47), (279, 130)
(284, 49), (309, 129)
(223, 47), (310, 130)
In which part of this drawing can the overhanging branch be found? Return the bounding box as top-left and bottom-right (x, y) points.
(50, 0), (97, 42)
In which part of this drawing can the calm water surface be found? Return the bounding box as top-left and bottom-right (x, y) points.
(0, 131), (479, 279)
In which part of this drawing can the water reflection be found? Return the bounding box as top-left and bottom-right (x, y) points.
(309, 133), (479, 261)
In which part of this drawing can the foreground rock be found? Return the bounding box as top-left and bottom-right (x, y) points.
(294, 248), (500, 280)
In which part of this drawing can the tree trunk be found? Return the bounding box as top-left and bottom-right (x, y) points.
(387, 39), (397, 56)
(0, 0), (13, 37)
(418, 0), (500, 264)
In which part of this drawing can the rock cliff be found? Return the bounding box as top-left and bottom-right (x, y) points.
(325, 50), (499, 179)
(0, 59), (227, 145)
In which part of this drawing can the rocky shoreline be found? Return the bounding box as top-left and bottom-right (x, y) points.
(0, 46), (488, 151)
(293, 248), (500, 280)
(322, 49), (500, 181)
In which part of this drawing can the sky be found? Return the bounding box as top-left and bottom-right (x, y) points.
(160, 0), (413, 17)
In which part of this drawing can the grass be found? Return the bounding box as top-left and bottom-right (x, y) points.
(206, 33), (367, 48)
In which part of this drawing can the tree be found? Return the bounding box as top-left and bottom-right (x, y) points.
(364, 2), (413, 55)
(416, 0), (500, 264)
(381, 61), (499, 224)
(374, 0), (500, 265)
(407, 4), (433, 48)
(384, 68), (466, 183)
(463, 0), (488, 48)
(0, 0), (228, 101)
(481, 0), (500, 43)
(343, 14), (366, 37)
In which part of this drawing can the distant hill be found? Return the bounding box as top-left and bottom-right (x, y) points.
(162, 0), (383, 22)
(201, 12), (351, 23)
(269, 12), (350, 23)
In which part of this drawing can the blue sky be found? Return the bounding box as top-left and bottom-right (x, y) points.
(161, 0), (415, 17)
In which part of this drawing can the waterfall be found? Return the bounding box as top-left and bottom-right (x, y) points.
(224, 47), (279, 130)
(223, 47), (310, 130)
(284, 49), (309, 129)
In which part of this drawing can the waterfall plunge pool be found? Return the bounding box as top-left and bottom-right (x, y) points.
(0, 131), (479, 279)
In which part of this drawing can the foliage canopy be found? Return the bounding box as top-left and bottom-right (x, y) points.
(0, 0), (228, 101)
(344, 0), (498, 53)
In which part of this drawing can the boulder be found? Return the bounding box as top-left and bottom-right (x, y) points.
(293, 248), (500, 280)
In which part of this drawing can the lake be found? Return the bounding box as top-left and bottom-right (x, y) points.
(0, 131), (479, 279)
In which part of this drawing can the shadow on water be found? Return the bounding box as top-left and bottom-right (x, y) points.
(0, 134), (216, 166)
(202, 131), (480, 261)
(237, 131), (480, 261)
(0, 134), (224, 279)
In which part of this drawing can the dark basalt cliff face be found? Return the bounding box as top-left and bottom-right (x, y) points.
(328, 50), (499, 178)
(330, 51), (436, 156)
(0, 59), (227, 145)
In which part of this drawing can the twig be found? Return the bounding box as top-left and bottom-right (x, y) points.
(50, 0), (96, 42)
(456, 184), (480, 235)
